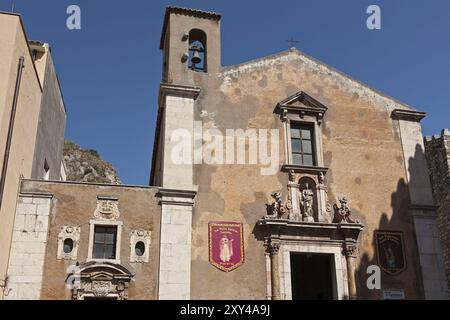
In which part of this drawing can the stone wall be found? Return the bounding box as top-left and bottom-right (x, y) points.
(424, 129), (450, 296)
(5, 193), (52, 300)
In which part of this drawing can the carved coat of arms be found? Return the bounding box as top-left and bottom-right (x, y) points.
(375, 231), (406, 276)
(209, 222), (244, 272)
(94, 197), (120, 220)
(92, 281), (110, 297)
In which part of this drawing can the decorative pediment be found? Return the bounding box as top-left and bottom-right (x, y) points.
(276, 91), (328, 123)
(71, 262), (134, 300)
(89, 271), (114, 282)
(78, 261), (133, 277)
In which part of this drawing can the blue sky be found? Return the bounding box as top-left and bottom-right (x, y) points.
(1, 0), (449, 185)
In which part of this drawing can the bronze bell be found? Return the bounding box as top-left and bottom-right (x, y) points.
(191, 50), (202, 65)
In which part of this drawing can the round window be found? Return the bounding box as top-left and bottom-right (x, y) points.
(135, 241), (145, 257)
(63, 238), (74, 254)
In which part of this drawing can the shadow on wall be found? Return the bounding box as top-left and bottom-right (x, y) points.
(355, 144), (429, 300)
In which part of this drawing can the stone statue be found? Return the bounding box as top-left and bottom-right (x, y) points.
(333, 197), (358, 223)
(267, 192), (287, 218)
(301, 183), (314, 221)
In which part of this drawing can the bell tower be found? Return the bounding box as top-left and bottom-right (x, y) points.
(153, 7), (222, 301)
(160, 6), (222, 84)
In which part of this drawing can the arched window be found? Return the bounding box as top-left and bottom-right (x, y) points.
(188, 29), (207, 72)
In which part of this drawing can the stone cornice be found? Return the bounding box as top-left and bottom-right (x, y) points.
(409, 204), (438, 211)
(281, 164), (329, 175)
(391, 109), (426, 122)
(158, 83), (201, 107)
(258, 218), (364, 243)
(409, 204), (438, 218)
(19, 191), (54, 199)
(97, 195), (119, 201)
(158, 187), (197, 198)
(157, 187), (197, 206)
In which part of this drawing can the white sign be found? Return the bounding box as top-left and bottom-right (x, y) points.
(383, 289), (405, 300)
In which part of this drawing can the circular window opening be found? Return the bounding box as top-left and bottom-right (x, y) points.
(63, 238), (74, 254)
(135, 241), (145, 257)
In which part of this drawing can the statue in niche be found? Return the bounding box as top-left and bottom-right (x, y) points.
(266, 192), (288, 218)
(300, 182), (315, 222)
(333, 197), (359, 223)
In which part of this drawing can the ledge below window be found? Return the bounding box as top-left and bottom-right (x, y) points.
(281, 164), (329, 175)
(87, 258), (121, 265)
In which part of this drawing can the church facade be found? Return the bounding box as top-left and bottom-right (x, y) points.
(1, 6), (449, 300)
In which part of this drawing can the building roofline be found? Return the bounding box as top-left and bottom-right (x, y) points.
(391, 109), (426, 122)
(20, 178), (159, 190)
(0, 10), (21, 17)
(424, 128), (450, 143)
(159, 6), (222, 50)
(29, 41), (68, 115)
(1, 11), (43, 93)
(221, 47), (421, 113)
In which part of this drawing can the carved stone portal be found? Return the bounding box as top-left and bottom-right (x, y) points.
(71, 262), (134, 300)
(257, 219), (364, 300)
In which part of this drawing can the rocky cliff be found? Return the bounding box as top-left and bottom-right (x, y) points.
(63, 140), (121, 184)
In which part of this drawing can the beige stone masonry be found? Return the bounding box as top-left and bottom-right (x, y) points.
(5, 192), (52, 300)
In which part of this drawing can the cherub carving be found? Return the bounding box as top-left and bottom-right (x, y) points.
(333, 197), (358, 223)
(266, 192), (288, 218)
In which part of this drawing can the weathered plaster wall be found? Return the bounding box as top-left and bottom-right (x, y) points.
(31, 45), (66, 181)
(18, 180), (161, 300)
(187, 49), (424, 299)
(0, 13), (43, 296)
(0, 14), (15, 133)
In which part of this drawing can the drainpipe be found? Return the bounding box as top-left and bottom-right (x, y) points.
(0, 56), (25, 214)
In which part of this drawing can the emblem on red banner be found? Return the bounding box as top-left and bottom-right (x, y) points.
(209, 222), (244, 272)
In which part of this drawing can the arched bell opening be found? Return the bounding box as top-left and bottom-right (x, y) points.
(188, 29), (207, 72)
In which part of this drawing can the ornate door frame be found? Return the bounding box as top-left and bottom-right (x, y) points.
(70, 261), (134, 300)
(258, 219), (363, 300)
